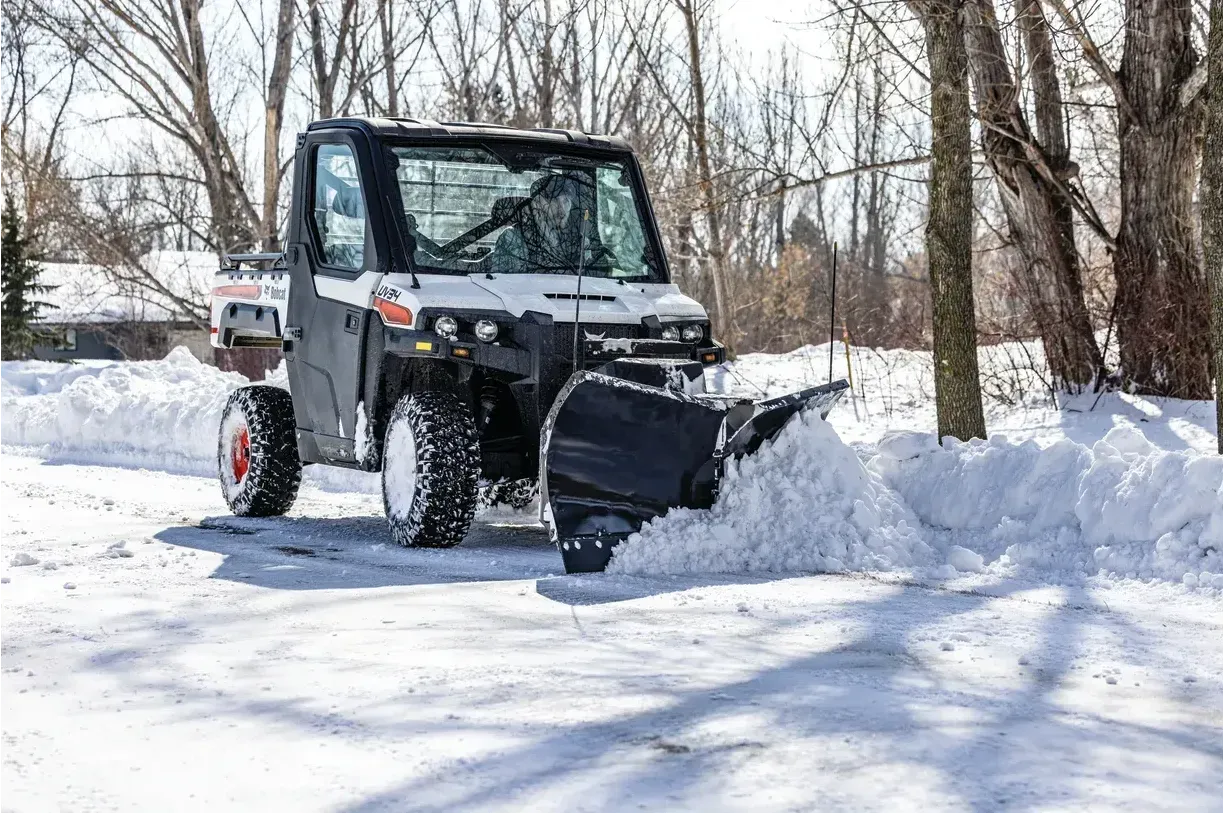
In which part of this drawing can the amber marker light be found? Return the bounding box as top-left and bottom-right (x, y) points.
(374, 297), (414, 327)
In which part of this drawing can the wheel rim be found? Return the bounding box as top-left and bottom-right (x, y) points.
(230, 423), (251, 483)
(383, 417), (418, 520)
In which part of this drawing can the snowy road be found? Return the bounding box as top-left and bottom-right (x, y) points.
(2, 452), (1220, 812)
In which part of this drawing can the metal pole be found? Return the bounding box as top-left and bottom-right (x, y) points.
(572, 208), (590, 372)
(828, 242), (838, 383)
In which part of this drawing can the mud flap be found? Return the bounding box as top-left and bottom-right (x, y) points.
(541, 369), (848, 573)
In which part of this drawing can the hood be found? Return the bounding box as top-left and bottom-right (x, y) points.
(469, 273), (708, 323)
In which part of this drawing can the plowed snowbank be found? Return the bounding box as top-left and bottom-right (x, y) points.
(0, 350), (375, 493)
(609, 414), (1222, 589)
(872, 427), (1222, 587)
(2, 348), (250, 473)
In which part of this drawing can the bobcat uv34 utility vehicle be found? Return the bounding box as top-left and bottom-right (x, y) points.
(211, 117), (846, 573)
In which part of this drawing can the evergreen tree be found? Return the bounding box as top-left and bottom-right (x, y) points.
(1, 193), (53, 360)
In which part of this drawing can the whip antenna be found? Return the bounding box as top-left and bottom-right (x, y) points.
(572, 208), (590, 373)
(828, 242), (838, 383)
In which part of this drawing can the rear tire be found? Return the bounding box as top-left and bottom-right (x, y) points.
(382, 391), (480, 547)
(218, 385), (302, 517)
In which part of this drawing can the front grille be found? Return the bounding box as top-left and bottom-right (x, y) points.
(554, 322), (639, 350)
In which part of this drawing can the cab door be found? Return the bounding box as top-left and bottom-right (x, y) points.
(283, 133), (384, 465)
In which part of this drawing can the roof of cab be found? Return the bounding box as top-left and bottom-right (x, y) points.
(305, 116), (632, 151)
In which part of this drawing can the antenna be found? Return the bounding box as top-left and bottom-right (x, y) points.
(572, 208), (590, 373)
(828, 242), (838, 383)
(386, 193), (421, 289)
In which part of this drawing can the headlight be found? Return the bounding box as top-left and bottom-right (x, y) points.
(474, 319), (499, 342)
(433, 315), (459, 339)
(681, 324), (704, 342)
(661, 325), (681, 341)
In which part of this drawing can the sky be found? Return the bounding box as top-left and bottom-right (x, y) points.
(720, 0), (815, 49)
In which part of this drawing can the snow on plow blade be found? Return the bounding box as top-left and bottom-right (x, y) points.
(541, 366), (849, 573)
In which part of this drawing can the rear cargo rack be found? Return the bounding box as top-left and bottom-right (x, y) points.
(223, 252), (287, 271)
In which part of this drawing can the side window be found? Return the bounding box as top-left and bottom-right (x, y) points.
(312, 144), (367, 270)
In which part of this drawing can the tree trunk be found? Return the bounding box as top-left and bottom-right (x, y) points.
(914, 0), (986, 441)
(1204, 0), (1223, 450)
(678, 0), (733, 350)
(539, 0), (555, 128)
(310, 3), (332, 119)
(181, 0), (256, 252)
(1114, 0), (1211, 398)
(262, 0), (294, 251)
(378, 0), (398, 117)
(310, 0), (356, 120)
(963, 0), (1101, 390)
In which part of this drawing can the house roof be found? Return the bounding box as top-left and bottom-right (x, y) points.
(35, 251), (218, 326)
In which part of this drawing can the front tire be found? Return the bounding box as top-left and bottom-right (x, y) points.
(382, 391), (480, 547)
(218, 385), (302, 517)
(479, 478), (540, 511)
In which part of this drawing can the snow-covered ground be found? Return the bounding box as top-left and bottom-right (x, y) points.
(2, 343), (1221, 811)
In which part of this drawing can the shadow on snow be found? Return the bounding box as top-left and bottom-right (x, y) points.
(155, 514), (791, 606)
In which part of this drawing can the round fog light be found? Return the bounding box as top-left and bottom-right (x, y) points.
(433, 315), (459, 339)
(661, 325), (681, 341)
(474, 319), (499, 342)
(681, 324), (703, 342)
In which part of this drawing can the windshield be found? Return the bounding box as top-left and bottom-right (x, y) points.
(386, 145), (663, 281)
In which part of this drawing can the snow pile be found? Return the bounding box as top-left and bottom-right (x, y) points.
(608, 408), (937, 575)
(1, 347), (253, 474)
(870, 432), (1091, 534)
(1, 359), (114, 399)
(872, 427), (1223, 587)
(611, 413), (1222, 589)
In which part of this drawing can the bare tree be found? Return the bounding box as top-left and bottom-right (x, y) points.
(1043, 0), (1212, 398)
(2, 0), (81, 251)
(675, 0), (732, 346)
(1204, 0), (1222, 450)
(262, 0), (295, 249)
(308, 0), (357, 119)
(961, 0), (1102, 391)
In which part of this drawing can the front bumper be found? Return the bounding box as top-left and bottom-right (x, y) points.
(383, 323), (725, 375)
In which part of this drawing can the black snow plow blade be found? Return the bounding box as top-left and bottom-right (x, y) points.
(541, 362), (848, 573)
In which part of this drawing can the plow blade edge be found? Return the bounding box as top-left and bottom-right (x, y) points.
(541, 371), (848, 573)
